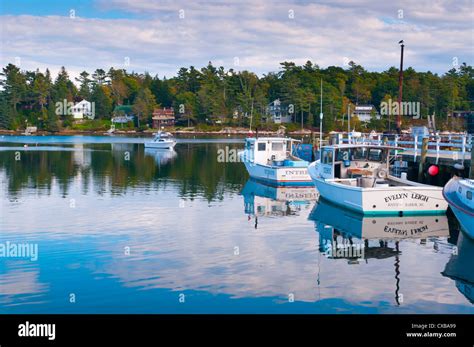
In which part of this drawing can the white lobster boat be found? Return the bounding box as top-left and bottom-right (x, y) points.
(443, 177), (474, 238)
(144, 131), (176, 149)
(239, 137), (312, 186)
(308, 144), (448, 216)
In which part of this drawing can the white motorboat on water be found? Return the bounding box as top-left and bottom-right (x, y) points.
(308, 144), (448, 216)
(239, 137), (312, 186)
(443, 177), (474, 238)
(144, 131), (176, 149)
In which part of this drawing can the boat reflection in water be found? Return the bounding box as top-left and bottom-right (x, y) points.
(442, 233), (474, 304)
(144, 147), (177, 166)
(240, 179), (317, 227)
(310, 198), (450, 263)
(309, 198), (451, 305)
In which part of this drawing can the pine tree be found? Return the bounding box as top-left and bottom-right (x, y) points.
(46, 101), (59, 132)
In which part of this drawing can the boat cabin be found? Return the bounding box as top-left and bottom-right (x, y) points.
(457, 179), (474, 209)
(152, 131), (174, 141)
(243, 137), (307, 167)
(318, 144), (402, 182)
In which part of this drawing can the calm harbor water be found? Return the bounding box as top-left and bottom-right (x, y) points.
(0, 135), (473, 314)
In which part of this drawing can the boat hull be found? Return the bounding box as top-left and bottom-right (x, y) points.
(144, 141), (176, 149)
(243, 161), (312, 186)
(450, 204), (474, 238)
(312, 178), (447, 216)
(443, 177), (474, 238)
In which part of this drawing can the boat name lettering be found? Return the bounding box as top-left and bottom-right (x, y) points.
(384, 225), (429, 235)
(284, 170), (307, 175)
(384, 193), (429, 203)
(385, 193), (409, 203)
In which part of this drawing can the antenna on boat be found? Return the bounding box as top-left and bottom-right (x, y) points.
(319, 79), (323, 147)
(397, 40), (404, 134)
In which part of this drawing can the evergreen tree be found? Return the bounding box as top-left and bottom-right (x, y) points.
(46, 100), (59, 132)
(91, 83), (113, 119)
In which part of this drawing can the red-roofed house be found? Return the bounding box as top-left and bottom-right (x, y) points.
(152, 108), (175, 128)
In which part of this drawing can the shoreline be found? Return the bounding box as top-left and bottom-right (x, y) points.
(0, 128), (316, 137)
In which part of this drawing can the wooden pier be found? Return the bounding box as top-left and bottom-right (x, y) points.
(340, 133), (472, 166)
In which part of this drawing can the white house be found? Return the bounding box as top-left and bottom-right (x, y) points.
(72, 100), (94, 120)
(266, 99), (292, 124)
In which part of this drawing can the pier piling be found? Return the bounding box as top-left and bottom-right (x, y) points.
(418, 137), (429, 181)
(471, 144), (474, 179)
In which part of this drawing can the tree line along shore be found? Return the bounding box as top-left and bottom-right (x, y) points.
(0, 61), (472, 134)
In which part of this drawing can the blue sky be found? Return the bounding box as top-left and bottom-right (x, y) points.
(1, 0), (473, 80)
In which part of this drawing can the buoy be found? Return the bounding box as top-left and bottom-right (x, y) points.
(428, 165), (439, 176)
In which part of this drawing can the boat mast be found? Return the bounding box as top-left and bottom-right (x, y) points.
(397, 40), (404, 134)
(319, 79), (323, 146)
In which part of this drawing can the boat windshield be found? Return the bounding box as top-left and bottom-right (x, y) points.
(350, 147), (384, 162)
(155, 132), (172, 139)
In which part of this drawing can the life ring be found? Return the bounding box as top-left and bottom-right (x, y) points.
(377, 169), (388, 179)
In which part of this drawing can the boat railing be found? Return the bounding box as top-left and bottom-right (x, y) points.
(341, 133), (472, 162)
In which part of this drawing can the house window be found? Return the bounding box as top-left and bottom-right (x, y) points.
(467, 191), (472, 200)
(258, 143), (266, 151)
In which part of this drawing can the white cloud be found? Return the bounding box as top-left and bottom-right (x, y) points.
(0, 0), (472, 80)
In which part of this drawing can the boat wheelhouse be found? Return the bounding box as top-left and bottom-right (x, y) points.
(308, 144), (448, 215)
(443, 177), (474, 238)
(239, 137), (312, 186)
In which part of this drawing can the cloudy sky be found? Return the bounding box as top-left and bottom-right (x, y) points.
(0, 0), (473, 80)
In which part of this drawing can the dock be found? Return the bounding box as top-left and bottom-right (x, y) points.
(339, 133), (472, 166)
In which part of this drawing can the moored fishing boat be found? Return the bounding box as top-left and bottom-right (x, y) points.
(443, 177), (474, 238)
(239, 137), (312, 186)
(308, 144), (448, 215)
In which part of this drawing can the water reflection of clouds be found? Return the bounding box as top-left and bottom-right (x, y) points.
(1, 144), (473, 312)
(2, 192), (473, 312)
(0, 262), (48, 308)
